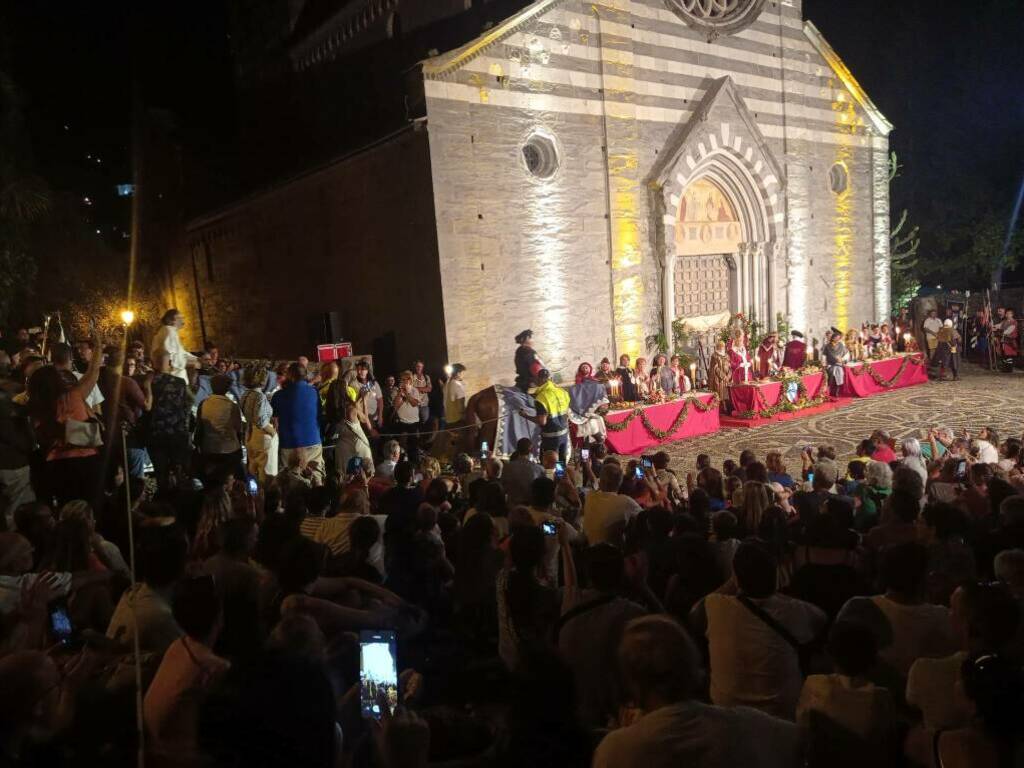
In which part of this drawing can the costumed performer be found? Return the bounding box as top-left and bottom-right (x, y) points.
(514, 329), (544, 393)
(728, 329), (753, 384)
(755, 331), (782, 379)
(824, 328), (849, 397)
(782, 331), (807, 370)
(615, 354), (638, 402)
(707, 341), (732, 412)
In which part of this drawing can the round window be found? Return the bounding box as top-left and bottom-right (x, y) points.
(828, 162), (849, 195)
(667, 0), (767, 37)
(521, 133), (559, 179)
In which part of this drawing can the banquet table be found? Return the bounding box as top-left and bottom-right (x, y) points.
(840, 354), (928, 397)
(729, 371), (826, 417)
(602, 393), (720, 455)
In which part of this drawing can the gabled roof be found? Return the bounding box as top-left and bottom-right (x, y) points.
(422, 0), (570, 79)
(804, 20), (893, 137)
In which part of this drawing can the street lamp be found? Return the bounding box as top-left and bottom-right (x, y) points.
(120, 309), (135, 326)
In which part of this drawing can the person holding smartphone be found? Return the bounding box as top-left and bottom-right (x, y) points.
(392, 371), (423, 465)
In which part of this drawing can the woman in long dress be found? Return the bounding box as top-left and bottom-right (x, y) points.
(240, 364), (278, 483)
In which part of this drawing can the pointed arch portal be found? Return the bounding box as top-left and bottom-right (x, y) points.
(648, 76), (786, 337)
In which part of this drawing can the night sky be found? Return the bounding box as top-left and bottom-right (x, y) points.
(5, 0), (1023, 266)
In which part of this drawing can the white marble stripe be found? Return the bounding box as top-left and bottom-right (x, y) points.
(455, 53), (862, 126)
(424, 80), (889, 150)
(493, 34), (858, 104)
(539, 12), (820, 77)
(582, 2), (806, 37)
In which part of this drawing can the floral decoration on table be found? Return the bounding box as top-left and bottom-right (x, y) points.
(604, 394), (720, 439)
(852, 353), (925, 389)
(732, 372), (828, 419)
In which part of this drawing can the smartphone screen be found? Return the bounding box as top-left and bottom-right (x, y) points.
(480, 441), (489, 459)
(956, 460), (967, 478)
(581, 448), (590, 461)
(807, 472), (815, 484)
(247, 477), (258, 495)
(641, 456), (653, 469)
(554, 462), (565, 479)
(542, 520), (557, 536)
(49, 602), (75, 645)
(360, 630), (399, 720)
(634, 466), (644, 479)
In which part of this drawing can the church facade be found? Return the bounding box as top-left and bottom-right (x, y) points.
(172, 0), (891, 393)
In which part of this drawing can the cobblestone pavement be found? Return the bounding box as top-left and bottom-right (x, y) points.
(651, 362), (1024, 470)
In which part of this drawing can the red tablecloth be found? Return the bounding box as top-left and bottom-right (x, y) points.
(603, 393), (720, 455)
(729, 371), (826, 416)
(840, 355), (928, 397)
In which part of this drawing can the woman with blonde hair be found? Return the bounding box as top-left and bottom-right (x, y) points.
(240, 362), (278, 483)
(736, 480), (773, 537)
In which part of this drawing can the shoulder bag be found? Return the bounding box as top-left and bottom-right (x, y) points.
(736, 594), (812, 675)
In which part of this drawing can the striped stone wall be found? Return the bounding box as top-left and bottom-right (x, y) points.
(423, 0), (890, 392)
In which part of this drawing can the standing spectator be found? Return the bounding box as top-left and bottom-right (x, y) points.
(196, 374), (244, 481)
(97, 345), (150, 480)
(50, 342), (103, 413)
(272, 362), (324, 487)
(411, 360), (432, 428)
(352, 359), (383, 432)
(240, 364), (278, 484)
(146, 349), (195, 493)
(151, 308), (199, 383)
(582, 463), (642, 546)
(693, 541), (826, 720)
(28, 333), (104, 507)
(593, 615), (799, 768)
(501, 438), (544, 507)
(391, 370), (423, 465)
(0, 384), (35, 529)
(334, 400), (374, 481)
(922, 308), (942, 358)
(444, 363), (467, 425)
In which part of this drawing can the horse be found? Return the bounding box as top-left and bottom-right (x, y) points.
(457, 385), (500, 456)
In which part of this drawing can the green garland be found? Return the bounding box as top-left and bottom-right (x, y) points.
(856, 354), (924, 388)
(605, 394), (720, 440)
(733, 373), (828, 420)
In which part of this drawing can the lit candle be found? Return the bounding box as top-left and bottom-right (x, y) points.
(689, 363), (697, 391)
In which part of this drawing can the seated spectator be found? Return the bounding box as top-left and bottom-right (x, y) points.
(710, 510), (741, 584)
(791, 460), (839, 528)
(871, 431), (897, 463)
(375, 439), (402, 479)
(496, 523), (574, 669)
(144, 575), (230, 766)
(853, 460), (892, 531)
(864, 489), (920, 558)
(107, 524), (189, 655)
(593, 615), (799, 768)
(837, 542), (957, 684)
(58, 499), (129, 576)
(559, 544), (647, 728)
(766, 450), (795, 488)
(789, 511), (867, 623)
(695, 466), (727, 511)
(901, 437), (928, 485)
(204, 517), (263, 659)
(907, 581), (1021, 730)
(797, 621), (894, 747)
(652, 451), (685, 505)
(327, 515), (384, 583)
(994, 548), (1024, 661)
(957, 463), (992, 522)
(464, 479), (509, 538)
(919, 502), (977, 605)
(582, 463), (642, 546)
(904, 653), (1024, 768)
(693, 540), (827, 720)
(12, 502), (55, 570)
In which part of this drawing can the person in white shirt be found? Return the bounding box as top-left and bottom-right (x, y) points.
(582, 463), (642, 546)
(443, 363), (467, 424)
(836, 542), (956, 683)
(593, 614), (799, 768)
(971, 426), (1000, 465)
(692, 541), (827, 720)
(151, 308), (199, 383)
(922, 309), (943, 357)
(375, 440), (402, 480)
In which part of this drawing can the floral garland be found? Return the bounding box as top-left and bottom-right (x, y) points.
(605, 394), (720, 440)
(733, 373), (828, 419)
(855, 354), (924, 389)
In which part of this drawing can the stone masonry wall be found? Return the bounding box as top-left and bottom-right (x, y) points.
(167, 127), (448, 374)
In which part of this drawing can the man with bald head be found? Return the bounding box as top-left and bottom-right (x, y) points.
(594, 615), (798, 768)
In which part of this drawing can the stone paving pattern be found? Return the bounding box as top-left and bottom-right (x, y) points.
(652, 363), (1024, 470)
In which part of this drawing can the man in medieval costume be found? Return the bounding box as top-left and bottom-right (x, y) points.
(824, 328), (849, 397)
(514, 329), (544, 393)
(707, 341), (733, 413)
(1000, 309), (1019, 372)
(615, 354), (638, 402)
(933, 319), (961, 381)
(782, 331), (807, 370)
(755, 331), (782, 379)
(728, 330), (753, 384)
(519, 369), (571, 463)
